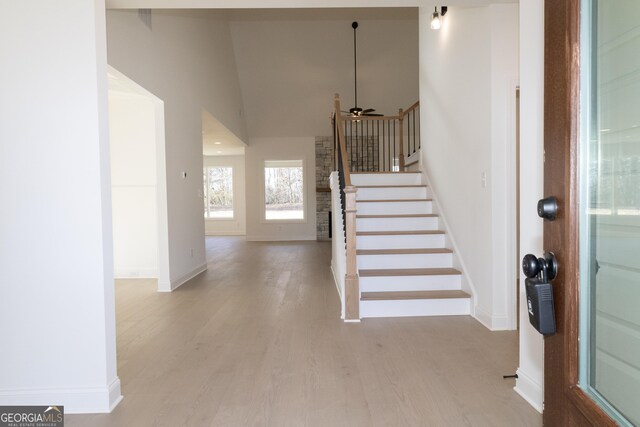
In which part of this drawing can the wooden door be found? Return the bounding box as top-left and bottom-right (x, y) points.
(544, 0), (640, 425)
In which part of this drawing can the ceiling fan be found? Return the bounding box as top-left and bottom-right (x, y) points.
(343, 21), (383, 117)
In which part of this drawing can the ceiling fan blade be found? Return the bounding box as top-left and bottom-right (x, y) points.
(362, 108), (376, 113)
(363, 113), (384, 116)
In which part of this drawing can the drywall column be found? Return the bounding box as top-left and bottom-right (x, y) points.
(0, 0), (121, 413)
(515, 0), (545, 413)
(110, 92), (159, 278)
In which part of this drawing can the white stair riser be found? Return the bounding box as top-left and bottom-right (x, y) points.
(356, 187), (429, 200)
(356, 234), (445, 250)
(357, 253), (452, 269)
(356, 201), (432, 215)
(356, 217), (438, 232)
(360, 275), (462, 292)
(360, 298), (471, 318)
(351, 173), (421, 186)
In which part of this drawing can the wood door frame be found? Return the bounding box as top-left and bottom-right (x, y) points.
(516, 87), (521, 331)
(543, 1), (618, 425)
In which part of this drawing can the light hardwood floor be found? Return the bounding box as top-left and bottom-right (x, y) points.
(67, 237), (541, 426)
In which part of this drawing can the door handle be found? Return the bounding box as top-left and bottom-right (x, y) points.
(522, 252), (558, 335)
(522, 251), (558, 282)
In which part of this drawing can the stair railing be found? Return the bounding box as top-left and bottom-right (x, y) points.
(333, 94), (360, 320)
(331, 94), (420, 321)
(337, 96), (420, 173)
(400, 101), (421, 167)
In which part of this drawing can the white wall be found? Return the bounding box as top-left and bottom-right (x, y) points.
(229, 15), (419, 137)
(109, 92), (159, 278)
(489, 4), (520, 330)
(0, 0), (120, 413)
(420, 4), (519, 330)
(245, 138), (316, 241)
(203, 155), (247, 235)
(515, 0), (545, 413)
(106, 10), (248, 290)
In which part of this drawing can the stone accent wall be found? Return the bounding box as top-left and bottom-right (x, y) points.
(315, 135), (382, 240)
(315, 136), (333, 241)
(345, 136), (380, 172)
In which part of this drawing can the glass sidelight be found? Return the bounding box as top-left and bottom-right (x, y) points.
(579, 1), (640, 425)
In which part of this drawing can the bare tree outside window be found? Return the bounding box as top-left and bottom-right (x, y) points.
(203, 167), (233, 219)
(264, 160), (304, 220)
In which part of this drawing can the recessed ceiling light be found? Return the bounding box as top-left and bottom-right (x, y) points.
(214, 141), (222, 145)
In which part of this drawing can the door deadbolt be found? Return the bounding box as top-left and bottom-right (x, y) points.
(537, 196), (558, 221)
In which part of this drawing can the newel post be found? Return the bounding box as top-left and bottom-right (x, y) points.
(398, 108), (405, 171)
(334, 94), (341, 170)
(344, 185), (360, 320)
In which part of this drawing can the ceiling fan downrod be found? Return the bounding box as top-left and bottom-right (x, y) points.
(351, 21), (360, 115)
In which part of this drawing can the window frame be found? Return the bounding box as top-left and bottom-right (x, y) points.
(261, 158), (307, 224)
(203, 165), (235, 221)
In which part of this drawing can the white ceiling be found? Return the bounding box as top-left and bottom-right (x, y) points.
(228, 11), (419, 137)
(202, 110), (246, 156)
(107, 0), (517, 9)
(106, 3), (516, 152)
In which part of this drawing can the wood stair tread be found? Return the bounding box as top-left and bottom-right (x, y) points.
(356, 198), (432, 203)
(357, 230), (445, 236)
(361, 290), (470, 301)
(356, 185), (426, 188)
(357, 248), (452, 255)
(359, 268), (461, 277)
(356, 214), (438, 218)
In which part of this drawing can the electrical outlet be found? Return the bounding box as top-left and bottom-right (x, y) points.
(189, 248), (194, 257)
(481, 171), (487, 188)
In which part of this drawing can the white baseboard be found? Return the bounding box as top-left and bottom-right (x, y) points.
(514, 368), (543, 413)
(0, 378), (122, 414)
(330, 264), (343, 300)
(330, 263), (345, 320)
(205, 231), (245, 236)
(158, 263), (207, 292)
(344, 319), (361, 323)
(114, 269), (157, 279)
(245, 235), (316, 241)
(473, 308), (493, 330)
(473, 307), (513, 331)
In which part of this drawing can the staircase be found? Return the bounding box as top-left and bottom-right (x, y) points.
(350, 171), (471, 318)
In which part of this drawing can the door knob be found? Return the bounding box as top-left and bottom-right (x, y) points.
(522, 252), (558, 336)
(522, 252), (558, 281)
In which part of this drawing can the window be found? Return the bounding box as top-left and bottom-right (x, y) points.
(264, 160), (304, 220)
(203, 166), (233, 219)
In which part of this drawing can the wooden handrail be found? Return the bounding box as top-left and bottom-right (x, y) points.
(341, 114), (402, 121)
(333, 94), (359, 321)
(401, 100), (420, 117)
(334, 94), (352, 187)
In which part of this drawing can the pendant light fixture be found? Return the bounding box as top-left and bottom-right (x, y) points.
(431, 6), (448, 30)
